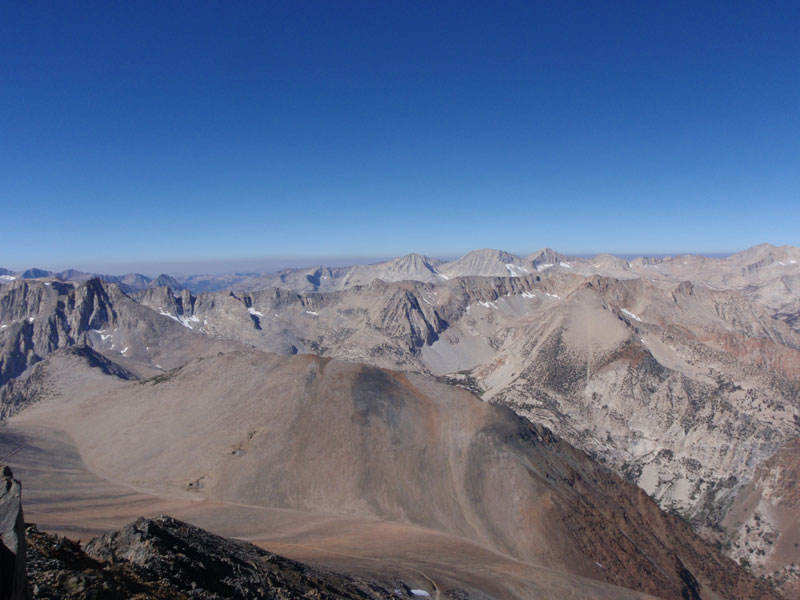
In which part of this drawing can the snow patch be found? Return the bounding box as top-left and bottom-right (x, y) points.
(521, 291), (536, 299)
(410, 591), (430, 597)
(158, 309), (199, 329)
(536, 263), (554, 272)
(1, 324), (7, 329)
(505, 264), (530, 277)
(434, 271), (449, 280)
(0, 275), (16, 281)
(543, 292), (561, 300)
(120, 347), (128, 354)
(478, 300), (499, 310)
(306, 310), (319, 316)
(27, 317), (34, 323)
(621, 309), (642, 322)
(559, 261), (572, 268)
(248, 307), (264, 317)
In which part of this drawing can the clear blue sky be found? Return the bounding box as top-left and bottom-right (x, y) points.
(2, 1), (799, 272)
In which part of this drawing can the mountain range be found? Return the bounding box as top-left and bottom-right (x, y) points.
(5, 242), (798, 304)
(1, 243), (799, 598)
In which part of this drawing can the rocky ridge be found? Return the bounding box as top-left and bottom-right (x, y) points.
(4, 244), (800, 319)
(26, 516), (399, 600)
(0, 278), (240, 392)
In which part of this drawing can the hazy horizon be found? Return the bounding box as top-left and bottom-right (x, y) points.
(1, 248), (745, 278)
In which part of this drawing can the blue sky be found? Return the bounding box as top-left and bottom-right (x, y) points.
(1, 1), (799, 273)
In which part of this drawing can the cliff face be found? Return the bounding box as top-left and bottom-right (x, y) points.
(0, 279), (240, 392)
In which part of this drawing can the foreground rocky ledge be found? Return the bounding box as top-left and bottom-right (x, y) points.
(1, 467), (26, 600)
(26, 515), (403, 600)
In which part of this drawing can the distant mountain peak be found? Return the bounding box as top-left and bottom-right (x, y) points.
(439, 248), (528, 279)
(462, 247), (518, 260)
(22, 268), (52, 279)
(147, 274), (184, 291)
(390, 253), (443, 269)
(526, 247), (566, 263)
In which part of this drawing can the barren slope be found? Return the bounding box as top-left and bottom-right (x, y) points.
(3, 348), (779, 600)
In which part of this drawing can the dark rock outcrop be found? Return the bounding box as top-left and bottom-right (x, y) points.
(83, 516), (395, 599)
(1, 466), (27, 600)
(26, 516), (398, 600)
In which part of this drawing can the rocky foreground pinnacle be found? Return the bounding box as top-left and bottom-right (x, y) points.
(0, 466), (28, 600)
